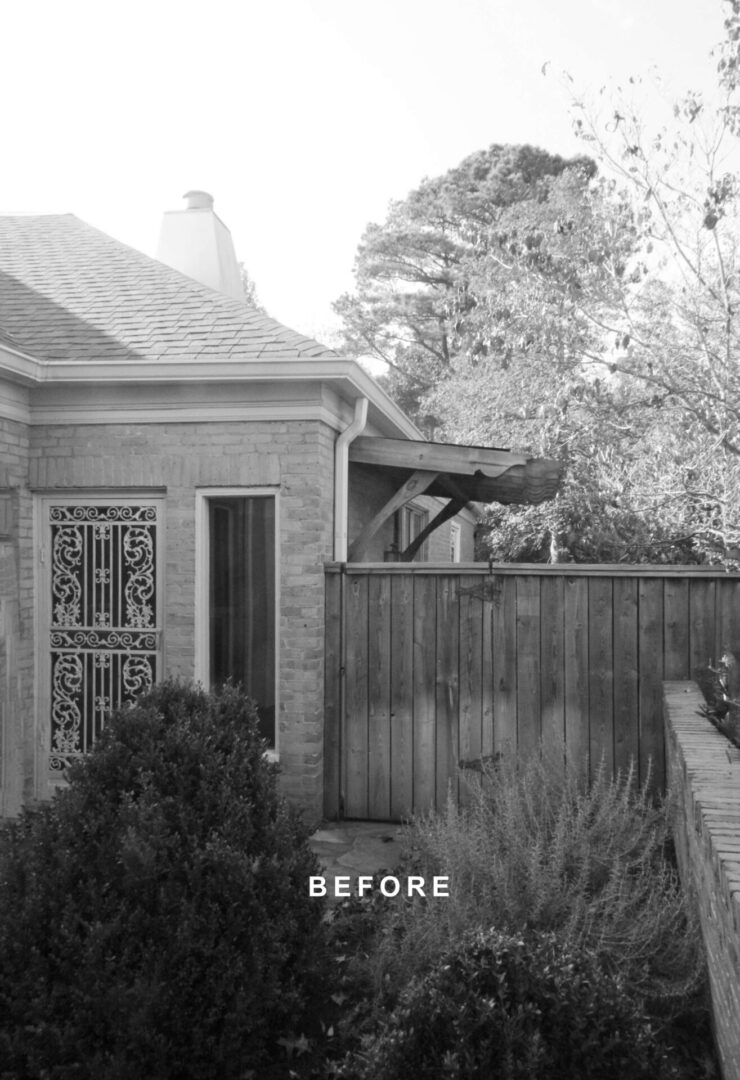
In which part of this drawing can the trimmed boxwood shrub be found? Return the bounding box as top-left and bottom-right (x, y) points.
(0, 681), (327, 1080)
(344, 927), (669, 1079)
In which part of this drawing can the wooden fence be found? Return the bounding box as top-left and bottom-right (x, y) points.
(324, 563), (740, 821)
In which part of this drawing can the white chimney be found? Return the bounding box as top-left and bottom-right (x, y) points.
(156, 191), (244, 302)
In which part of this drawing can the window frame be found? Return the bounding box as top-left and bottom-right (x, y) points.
(398, 501), (430, 562)
(195, 487), (280, 757)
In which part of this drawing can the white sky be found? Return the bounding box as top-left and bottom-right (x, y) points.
(0, 0), (728, 343)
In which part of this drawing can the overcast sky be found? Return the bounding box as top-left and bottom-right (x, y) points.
(1, 0), (728, 343)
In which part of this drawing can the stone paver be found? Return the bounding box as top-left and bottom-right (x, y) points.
(309, 821), (405, 899)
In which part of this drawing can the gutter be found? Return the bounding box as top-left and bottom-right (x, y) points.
(333, 396), (368, 561)
(332, 396), (367, 820)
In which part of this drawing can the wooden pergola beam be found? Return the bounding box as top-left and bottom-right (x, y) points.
(349, 435), (524, 477)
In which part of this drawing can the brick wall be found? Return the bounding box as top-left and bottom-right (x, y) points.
(25, 418), (336, 823)
(664, 681), (740, 1079)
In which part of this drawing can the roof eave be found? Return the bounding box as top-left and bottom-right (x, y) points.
(0, 352), (423, 439)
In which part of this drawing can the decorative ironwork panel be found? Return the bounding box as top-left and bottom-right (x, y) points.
(47, 504), (159, 774)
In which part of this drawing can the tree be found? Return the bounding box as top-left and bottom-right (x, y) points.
(337, 6), (740, 564)
(240, 262), (266, 312)
(334, 145), (595, 433)
(423, 145), (715, 563)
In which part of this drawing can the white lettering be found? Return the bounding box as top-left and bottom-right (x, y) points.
(334, 876), (351, 897)
(309, 877), (326, 896)
(308, 874), (451, 897)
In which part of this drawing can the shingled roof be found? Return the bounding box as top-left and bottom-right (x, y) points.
(0, 214), (339, 364)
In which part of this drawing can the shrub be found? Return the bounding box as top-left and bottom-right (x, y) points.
(369, 753), (704, 1028)
(697, 651), (740, 750)
(0, 681), (327, 1080)
(344, 928), (667, 1079)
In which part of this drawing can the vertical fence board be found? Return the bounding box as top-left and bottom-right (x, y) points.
(689, 579), (717, 679)
(481, 594), (494, 763)
(516, 577), (541, 759)
(540, 575), (565, 769)
(638, 578), (664, 789)
(344, 574), (369, 817)
(390, 574), (414, 820)
(564, 576), (589, 778)
(413, 576), (437, 813)
(459, 581), (484, 806)
(492, 576), (517, 760)
(368, 574), (392, 820)
(323, 570), (342, 818)
(588, 577), (614, 777)
(718, 580), (740, 657)
(664, 579), (690, 678)
(436, 577), (460, 812)
(613, 576), (639, 776)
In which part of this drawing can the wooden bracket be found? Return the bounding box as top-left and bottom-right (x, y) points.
(401, 496), (466, 561)
(348, 470), (440, 562)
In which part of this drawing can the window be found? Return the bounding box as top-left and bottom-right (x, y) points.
(199, 492), (277, 748)
(398, 503), (429, 561)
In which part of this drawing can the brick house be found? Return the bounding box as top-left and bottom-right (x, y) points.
(0, 196), (558, 823)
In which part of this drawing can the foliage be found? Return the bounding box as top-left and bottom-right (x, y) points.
(342, 928), (671, 1080)
(370, 755), (702, 1017)
(334, 751), (718, 1080)
(0, 681), (327, 1080)
(239, 261), (266, 312)
(552, 52), (740, 564)
(336, 12), (740, 564)
(333, 144), (595, 433)
(697, 650), (740, 749)
(305, 753), (718, 1078)
(311, 876), (404, 1076)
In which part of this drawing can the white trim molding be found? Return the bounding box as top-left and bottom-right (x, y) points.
(0, 352), (425, 441)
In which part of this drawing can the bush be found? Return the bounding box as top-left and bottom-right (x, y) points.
(371, 753), (703, 1020)
(344, 928), (666, 1079)
(697, 651), (740, 750)
(0, 681), (327, 1080)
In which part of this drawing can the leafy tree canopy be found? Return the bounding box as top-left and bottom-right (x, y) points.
(334, 144), (595, 432)
(336, 11), (740, 565)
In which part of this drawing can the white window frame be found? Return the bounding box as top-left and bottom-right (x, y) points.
(399, 501), (430, 562)
(194, 487), (280, 758)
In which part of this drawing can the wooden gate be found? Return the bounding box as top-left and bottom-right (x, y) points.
(324, 563), (740, 821)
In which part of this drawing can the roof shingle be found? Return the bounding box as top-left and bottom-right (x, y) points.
(0, 214), (340, 365)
